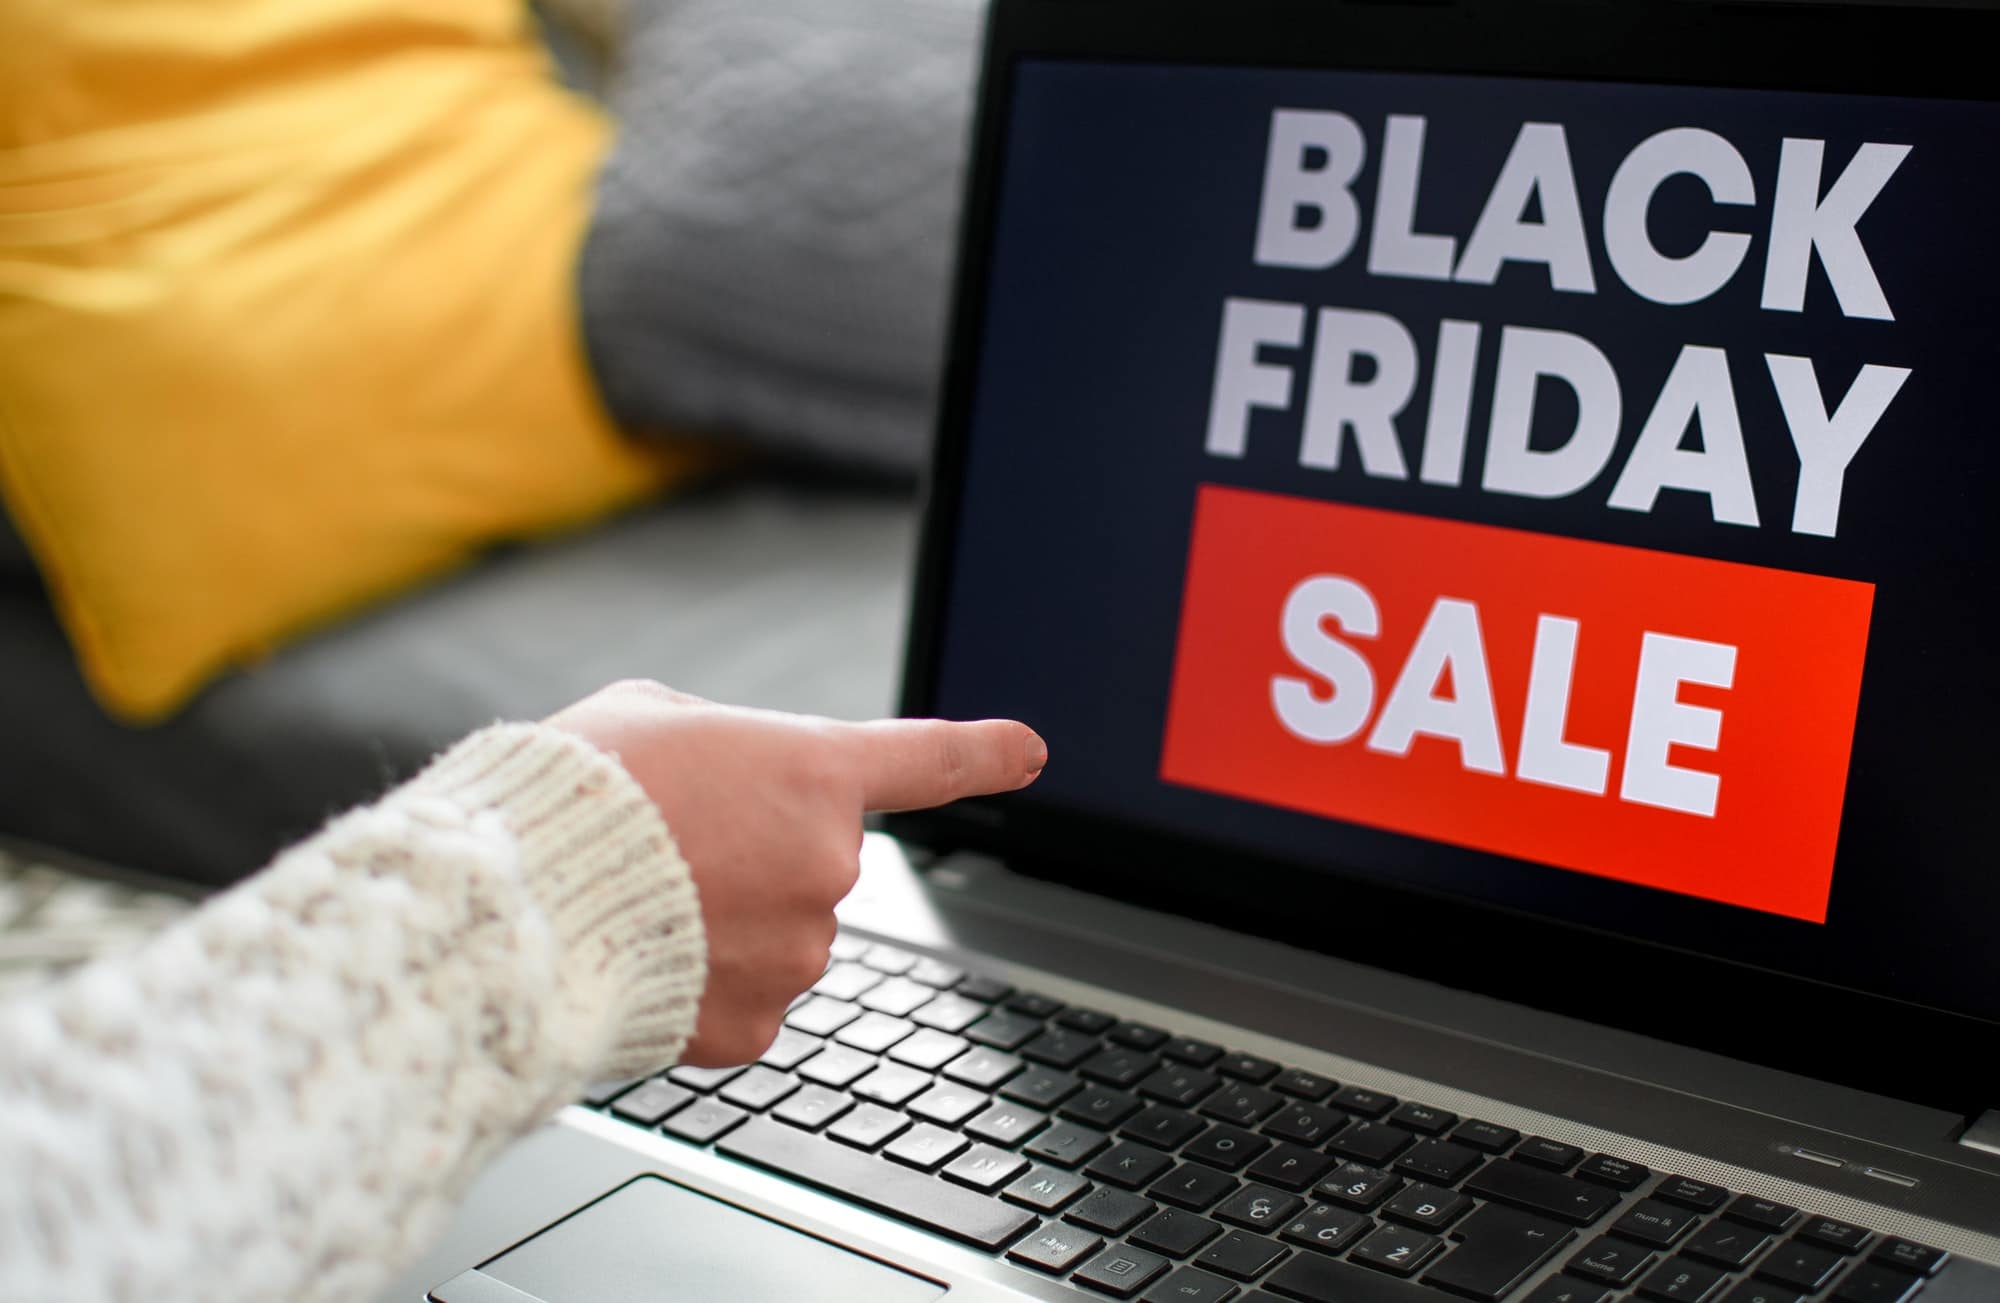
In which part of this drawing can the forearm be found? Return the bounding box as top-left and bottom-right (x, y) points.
(0, 724), (705, 1303)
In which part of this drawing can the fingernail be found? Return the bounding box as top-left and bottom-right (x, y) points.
(1025, 729), (1048, 773)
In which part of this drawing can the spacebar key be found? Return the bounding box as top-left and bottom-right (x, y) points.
(719, 1116), (1037, 1252)
(1267, 1254), (1448, 1303)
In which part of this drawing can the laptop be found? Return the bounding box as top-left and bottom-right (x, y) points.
(409, 1), (2000, 1299)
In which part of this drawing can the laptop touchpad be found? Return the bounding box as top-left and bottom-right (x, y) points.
(431, 1175), (948, 1303)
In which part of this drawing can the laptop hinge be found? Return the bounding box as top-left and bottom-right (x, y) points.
(1960, 1110), (2000, 1157)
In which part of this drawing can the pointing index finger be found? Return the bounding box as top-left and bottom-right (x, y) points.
(838, 717), (1048, 812)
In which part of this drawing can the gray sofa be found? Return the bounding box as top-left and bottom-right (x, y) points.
(0, 479), (917, 890)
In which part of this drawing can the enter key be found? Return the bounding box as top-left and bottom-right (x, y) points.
(1422, 1203), (1574, 1302)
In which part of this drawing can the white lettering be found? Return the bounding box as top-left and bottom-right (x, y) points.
(1300, 308), (1416, 477)
(1273, 576), (1380, 743)
(1205, 297), (1305, 457)
(1255, 110), (1368, 269)
(1455, 123), (1597, 293)
(1608, 345), (1761, 526)
(1603, 127), (1755, 305)
(1766, 354), (1911, 538)
(1517, 615), (1611, 795)
(1367, 597), (1507, 775)
(1482, 326), (1623, 499)
(1621, 632), (1736, 817)
(1367, 114), (1458, 281)
(1761, 138), (1910, 321)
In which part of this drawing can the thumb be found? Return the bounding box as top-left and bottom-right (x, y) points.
(833, 717), (1048, 813)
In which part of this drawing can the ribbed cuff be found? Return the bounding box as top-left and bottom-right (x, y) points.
(406, 723), (708, 1080)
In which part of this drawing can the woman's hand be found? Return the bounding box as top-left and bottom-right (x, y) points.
(547, 681), (1046, 1065)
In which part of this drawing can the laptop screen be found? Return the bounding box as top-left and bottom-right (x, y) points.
(918, 57), (2000, 1034)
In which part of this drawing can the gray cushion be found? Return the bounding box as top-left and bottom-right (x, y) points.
(579, 0), (984, 472)
(0, 482), (916, 888)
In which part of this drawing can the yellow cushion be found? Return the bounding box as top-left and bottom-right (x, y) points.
(0, 0), (702, 722)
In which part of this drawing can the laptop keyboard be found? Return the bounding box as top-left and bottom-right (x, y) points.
(584, 935), (1950, 1303)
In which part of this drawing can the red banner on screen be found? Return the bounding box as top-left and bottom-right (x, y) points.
(1160, 485), (1874, 923)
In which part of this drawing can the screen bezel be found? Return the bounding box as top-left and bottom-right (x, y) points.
(889, 0), (2000, 1115)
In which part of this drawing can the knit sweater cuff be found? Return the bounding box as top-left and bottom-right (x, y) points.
(405, 722), (709, 1080)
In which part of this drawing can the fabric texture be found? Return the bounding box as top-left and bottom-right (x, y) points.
(580, 0), (986, 473)
(0, 0), (704, 723)
(0, 721), (707, 1302)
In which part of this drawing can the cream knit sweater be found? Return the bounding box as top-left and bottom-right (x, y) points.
(0, 723), (709, 1303)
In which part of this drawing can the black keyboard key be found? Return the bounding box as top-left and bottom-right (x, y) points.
(1201, 1083), (1285, 1127)
(1142, 1267), (1241, 1302)
(1141, 1065), (1223, 1107)
(1329, 1120), (1416, 1166)
(718, 1116), (1035, 1252)
(1110, 1022), (1172, 1050)
(1452, 1120), (1522, 1153)
(1273, 1068), (1338, 1101)
(965, 1100), (1049, 1148)
(955, 973), (1013, 1003)
(1266, 1252), (1445, 1301)
(1024, 1121), (1111, 1168)
(786, 996), (864, 1036)
(1003, 1164), (1091, 1212)
(1006, 991), (1064, 1019)
(814, 961), (885, 1001)
(1089, 1142), (1177, 1189)
(884, 1122), (969, 1171)
(1185, 1124), (1272, 1171)
(1059, 1008), (1119, 1035)
(1832, 1263), (1923, 1303)
(1655, 1176), (1730, 1212)
(912, 992), (989, 1032)
(887, 1028), (969, 1071)
(851, 1063), (931, 1108)
(1007, 1221), (1103, 1274)
(1524, 1283), (1618, 1303)
(1247, 1142), (1338, 1192)
(1799, 1217), (1871, 1253)
(861, 943), (917, 975)
(1315, 1162), (1401, 1211)
(662, 1097), (747, 1143)
(1022, 1027), (1100, 1069)
(1124, 1105), (1207, 1150)
(771, 1084), (854, 1131)
(1265, 1102), (1347, 1146)
(1871, 1238), (1947, 1276)
(1612, 1198), (1701, 1249)
(1389, 1102), (1457, 1135)
(1638, 1255), (1730, 1301)
(798, 1045), (878, 1089)
(1721, 1284), (1807, 1303)
(1352, 1223), (1444, 1277)
(1084, 1047), (1165, 1088)
(1382, 1182), (1470, 1231)
(1684, 1220), (1769, 1270)
(1725, 1195), (1799, 1234)
(966, 1009), (1043, 1050)
(1150, 1162), (1239, 1211)
(909, 1081), (991, 1127)
(1062, 1085), (1145, 1129)
(720, 1066), (801, 1112)
(1331, 1085), (1396, 1117)
(1278, 1201), (1372, 1255)
(907, 956), (964, 989)
(582, 1077), (644, 1107)
(1463, 1158), (1619, 1226)
(826, 1101), (910, 1150)
(1515, 1137), (1586, 1171)
(944, 1143), (1031, 1192)
(1219, 1052), (1282, 1083)
(1576, 1153), (1649, 1190)
(1068, 1185), (1159, 1235)
(1215, 1183), (1303, 1232)
(1569, 1235), (1657, 1287)
(1423, 1202), (1572, 1300)
(835, 1011), (916, 1055)
(1132, 1207), (1224, 1258)
(945, 1045), (1026, 1090)
(668, 1063), (746, 1092)
(992, 1062), (1073, 1104)
(1200, 1229), (1291, 1281)
(1393, 1138), (1482, 1186)
(610, 1079), (694, 1125)
(1757, 1241), (1844, 1292)
(1075, 1243), (1171, 1297)
(1166, 1037), (1226, 1066)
